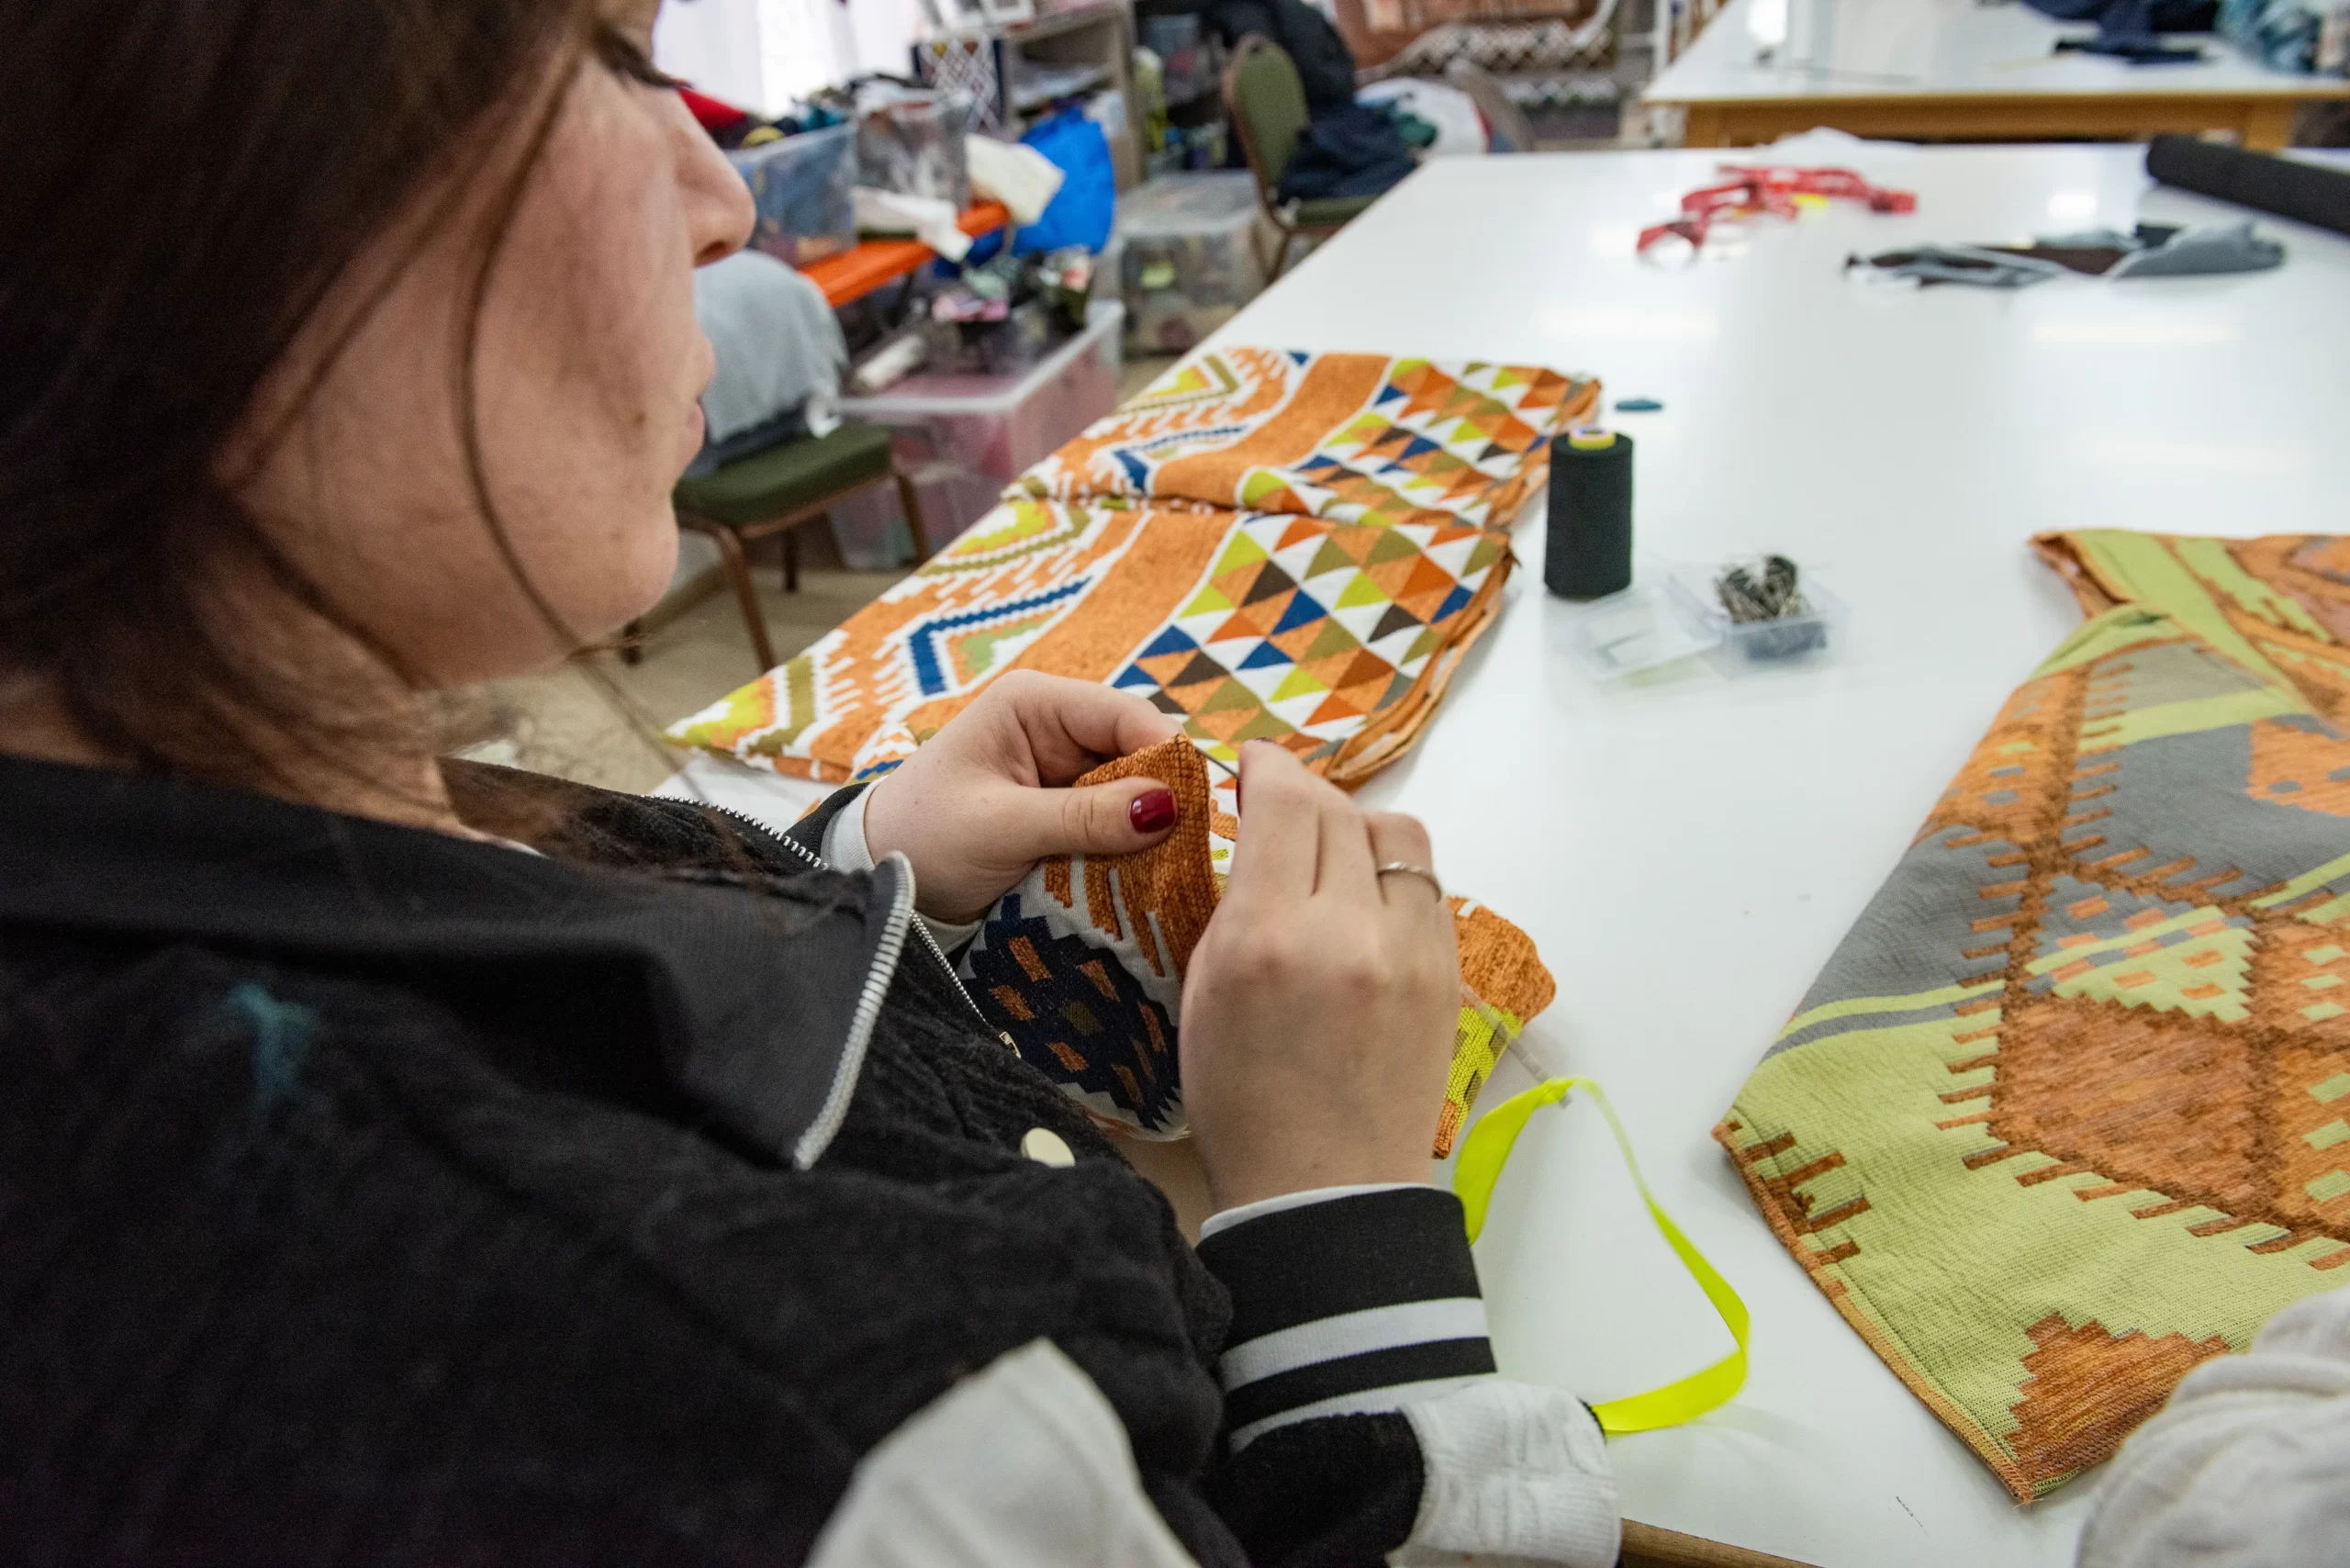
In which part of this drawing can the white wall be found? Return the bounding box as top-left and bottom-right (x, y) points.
(652, 0), (769, 110)
(654, 0), (930, 115)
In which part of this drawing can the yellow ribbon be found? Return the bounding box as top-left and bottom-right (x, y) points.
(1453, 1076), (1750, 1434)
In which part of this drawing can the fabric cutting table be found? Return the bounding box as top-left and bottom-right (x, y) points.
(1647, 0), (2350, 150)
(661, 143), (2350, 1565)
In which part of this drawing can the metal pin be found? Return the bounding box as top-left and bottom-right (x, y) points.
(1716, 554), (1808, 623)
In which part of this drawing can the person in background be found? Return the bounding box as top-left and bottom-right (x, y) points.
(1205, 0), (1363, 113)
(0, 1), (1617, 1562)
(1204, 0), (1418, 207)
(2079, 1286), (2350, 1566)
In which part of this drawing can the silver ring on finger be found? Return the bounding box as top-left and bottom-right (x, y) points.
(1374, 862), (1445, 902)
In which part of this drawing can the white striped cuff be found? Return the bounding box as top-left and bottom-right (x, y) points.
(1193, 1187), (1494, 1451)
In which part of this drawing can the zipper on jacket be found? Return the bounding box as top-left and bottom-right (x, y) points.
(791, 853), (914, 1168)
(693, 799), (1004, 1044)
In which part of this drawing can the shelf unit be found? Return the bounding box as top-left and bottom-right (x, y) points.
(916, 2), (1143, 188)
(1133, 0), (1230, 175)
(1135, 0), (1223, 108)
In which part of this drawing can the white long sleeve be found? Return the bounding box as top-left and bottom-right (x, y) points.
(2079, 1284), (2350, 1568)
(819, 787), (982, 953)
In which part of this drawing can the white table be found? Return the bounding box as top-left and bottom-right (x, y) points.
(1647, 0), (2350, 149)
(666, 145), (2350, 1565)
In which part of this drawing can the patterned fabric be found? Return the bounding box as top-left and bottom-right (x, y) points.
(912, 33), (1003, 135)
(1718, 530), (2350, 1502)
(671, 348), (1583, 1158)
(963, 739), (1557, 1156)
(1364, 17), (1617, 80)
(668, 349), (1596, 786)
(1012, 352), (1572, 530)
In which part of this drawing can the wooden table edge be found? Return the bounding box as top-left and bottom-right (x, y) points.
(1648, 88), (2348, 149)
(1644, 84), (2350, 107)
(1623, 1518), (1823, 1568)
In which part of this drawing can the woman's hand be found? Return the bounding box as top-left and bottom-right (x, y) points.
(860, 671), (1184, 924)
(1178, 742), (1460, 1213)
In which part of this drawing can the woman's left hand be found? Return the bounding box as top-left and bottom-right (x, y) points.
(860, 671), (1185, 924)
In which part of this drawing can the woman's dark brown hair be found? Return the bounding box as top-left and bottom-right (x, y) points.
(0, 0), (671, 791)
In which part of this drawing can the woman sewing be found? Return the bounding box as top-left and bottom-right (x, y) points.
(0, 1), (1617, 1561)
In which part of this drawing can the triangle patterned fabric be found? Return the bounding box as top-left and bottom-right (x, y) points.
(668, 347), (1595, 1155)
(669, 349), (1595, 784)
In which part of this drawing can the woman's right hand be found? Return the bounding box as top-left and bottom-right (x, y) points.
(1179, 742), (1461, 1215)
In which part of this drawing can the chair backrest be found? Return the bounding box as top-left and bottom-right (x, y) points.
(1444, 58), (1538, 153)
(1223, 35), (1310, 207)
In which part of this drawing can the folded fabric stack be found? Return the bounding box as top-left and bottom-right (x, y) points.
(671, 346), (1595, 787)
(671, 344), (1596, 1152)
(1720, 528), (2350, 1500)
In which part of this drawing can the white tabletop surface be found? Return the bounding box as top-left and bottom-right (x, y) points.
(1648, 0), (2340, 104)
(663, 143), (2350, 1565)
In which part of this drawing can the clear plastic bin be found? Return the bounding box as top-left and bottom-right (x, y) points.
(1561, 580), (1718, 679)
(729, 123), (856, 267)
(856, 95), (974, 209)
(829, 300), (1125, 565)
(1141, 14), (1215, 107)
(827, 464), (1002, 572)
(1141, 13), (1202, 58)
(1557, 559), (1847, 680)
(1665, 562), (1847, 671)
(1114, 173), (1267, 355)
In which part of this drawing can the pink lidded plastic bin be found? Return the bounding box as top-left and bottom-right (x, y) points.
(829, 300), (1125, 567)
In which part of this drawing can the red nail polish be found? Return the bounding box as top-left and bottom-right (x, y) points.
(1130, 788), (1176, 834)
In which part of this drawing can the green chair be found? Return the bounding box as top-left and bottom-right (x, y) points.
(636, 422), (930, 674)
(1223, 34), (1380, 281)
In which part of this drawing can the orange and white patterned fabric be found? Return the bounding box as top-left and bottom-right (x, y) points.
(667, 346), (1588, 1153)
(667, 349), (1596, 788)
(964, 739), (1558, 1156)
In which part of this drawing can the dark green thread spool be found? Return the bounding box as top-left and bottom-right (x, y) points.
(1545, 426), (1633, 599)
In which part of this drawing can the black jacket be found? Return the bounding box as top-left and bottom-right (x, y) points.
(0, 756), (1575, 1566)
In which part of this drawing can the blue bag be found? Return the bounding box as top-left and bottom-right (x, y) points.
(1013, 109), (1116, 254)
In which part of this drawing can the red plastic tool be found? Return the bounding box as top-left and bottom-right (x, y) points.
(1637, 164), (1917, 252)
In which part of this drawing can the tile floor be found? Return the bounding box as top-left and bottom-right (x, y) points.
(456, 352), (1183, 794)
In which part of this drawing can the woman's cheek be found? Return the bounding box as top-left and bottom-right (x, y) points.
(500, 74), (699, 635)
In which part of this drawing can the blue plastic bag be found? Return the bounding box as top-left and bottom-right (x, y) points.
(1013, 109), (1115, 254)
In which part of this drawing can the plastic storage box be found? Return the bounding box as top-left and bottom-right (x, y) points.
(1559, 560), (1847, 680)
(829, 300), (1125, 567)
(1114, 174), (1267, 355)
(729, 124), (856, 268)
(856, 95), (974, 209)
(1668, 562), (1847, 670)
(1141, 13), (1216, 106)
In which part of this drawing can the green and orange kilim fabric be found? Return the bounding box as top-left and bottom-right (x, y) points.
(1720, 530), (2350, 1501)
(672, 347), (1593, 1151)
